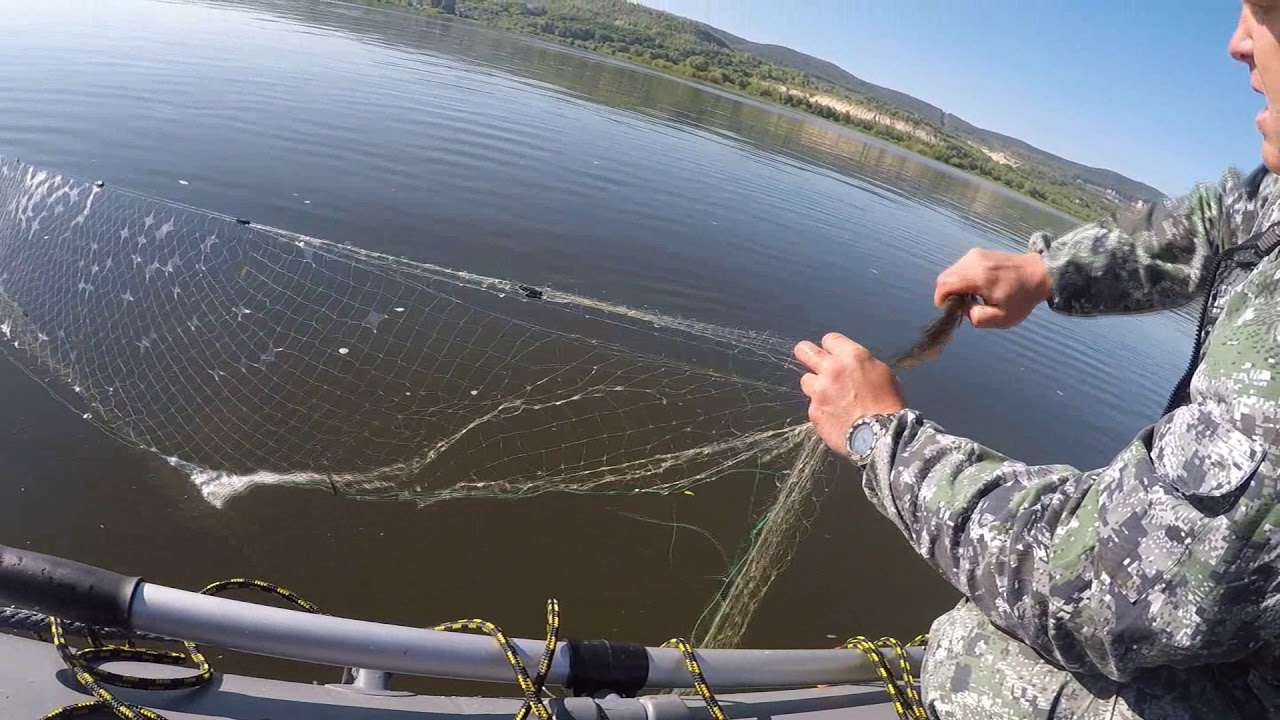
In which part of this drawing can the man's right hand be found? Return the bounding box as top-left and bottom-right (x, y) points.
(934, 248), (1053, 329)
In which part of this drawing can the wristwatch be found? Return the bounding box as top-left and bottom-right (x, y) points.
(845, 413), (894, 466)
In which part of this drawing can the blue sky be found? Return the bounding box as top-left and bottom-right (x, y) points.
(634, 0), (1261, 197)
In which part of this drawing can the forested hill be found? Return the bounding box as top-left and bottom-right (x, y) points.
(709, 28), (1165, 206)
(375, 0), (1165, 219)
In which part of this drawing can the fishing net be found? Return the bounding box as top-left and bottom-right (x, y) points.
(0, 156), (837, 647)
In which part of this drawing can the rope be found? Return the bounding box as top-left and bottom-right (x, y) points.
(0, 608), (166, 643)
(17, 581), (925, 720)
(30, 580), (566, 720)
(428, 598), (560, 720)
(840, 634), (930, 720)
(41, 579), (324, 720)
(660, 637), (728, 720)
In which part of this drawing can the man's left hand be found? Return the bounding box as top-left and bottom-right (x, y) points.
(794, 333), (906, 456)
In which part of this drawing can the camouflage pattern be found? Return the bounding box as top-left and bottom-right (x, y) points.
(859, 166), (1280, 719)
(921, 600), (1260, 719)
(1031, 165), (1279, 316)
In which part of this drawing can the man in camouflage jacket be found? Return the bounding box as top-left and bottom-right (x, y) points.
(795, 5), (1280, 718)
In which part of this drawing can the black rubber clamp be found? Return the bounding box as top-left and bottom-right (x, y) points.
(564, 639), (650, 698)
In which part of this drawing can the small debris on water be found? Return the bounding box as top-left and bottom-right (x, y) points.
(361, 311), (386, 332)
(338, 347), (350, 355)
(178, 180), (189, 185)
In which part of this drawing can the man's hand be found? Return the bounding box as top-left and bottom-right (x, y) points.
(935, 248), (1053, 329)
(795, 333), (905, 456)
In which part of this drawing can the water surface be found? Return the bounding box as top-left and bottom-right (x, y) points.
(0, 0), (1191, 688)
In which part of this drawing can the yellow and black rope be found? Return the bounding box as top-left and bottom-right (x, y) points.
(32, 579), (925, 720)
(660, 637), (728, 720)
(42, 578), (324, 719)
(36, 581), (566, 720)
(428, 598), (560, 720)
(840, 634), (930, 720)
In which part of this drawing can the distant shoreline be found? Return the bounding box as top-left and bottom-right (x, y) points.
(369, 0), (1107, 223)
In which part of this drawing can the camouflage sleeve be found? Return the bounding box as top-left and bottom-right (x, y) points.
(1028, 167), (1255, 315)
(862, 405), (1278, 683)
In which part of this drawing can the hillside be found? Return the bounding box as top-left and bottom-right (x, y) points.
(709, 29), (953, 126)
(710, 28), (1165, 205)
(944, 118), (1165, 203)
(374, 0), (1162, 218)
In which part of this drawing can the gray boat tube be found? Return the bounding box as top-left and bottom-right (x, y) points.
(0, 544), (924, 691)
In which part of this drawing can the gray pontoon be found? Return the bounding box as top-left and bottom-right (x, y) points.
(0, 544), (925, 719)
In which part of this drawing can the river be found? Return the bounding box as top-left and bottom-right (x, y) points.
(0, 0), (1192, 691)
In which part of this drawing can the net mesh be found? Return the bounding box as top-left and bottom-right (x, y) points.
(0, 156), (829, 647)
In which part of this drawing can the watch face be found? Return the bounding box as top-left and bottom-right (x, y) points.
(850, 423), (876, 457)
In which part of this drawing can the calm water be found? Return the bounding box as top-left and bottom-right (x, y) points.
(0, 0), (1192, 688)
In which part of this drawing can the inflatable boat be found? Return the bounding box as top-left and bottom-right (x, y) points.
(0, 544), (927, 719)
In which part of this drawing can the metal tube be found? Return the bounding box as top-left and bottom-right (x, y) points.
(132, 584), (922, 690)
